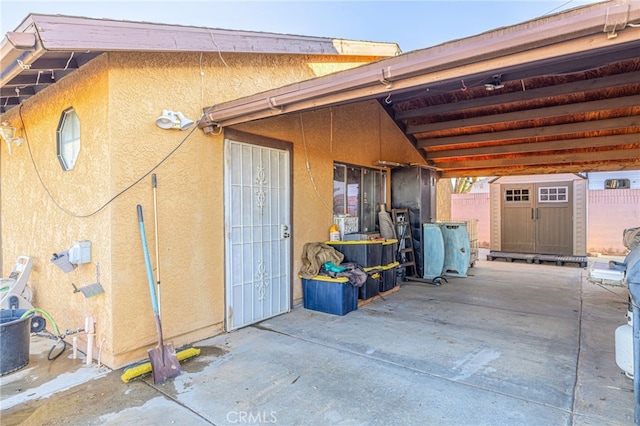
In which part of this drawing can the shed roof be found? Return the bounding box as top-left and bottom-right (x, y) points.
(0, 14), (400, 113)
(199, 0), (640, 177)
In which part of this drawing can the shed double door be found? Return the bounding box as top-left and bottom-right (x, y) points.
(501, 182), (572, 255)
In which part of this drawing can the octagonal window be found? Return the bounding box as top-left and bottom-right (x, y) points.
(57, 108), (80, 171)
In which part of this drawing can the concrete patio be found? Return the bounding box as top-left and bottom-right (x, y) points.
(1, 251), (634, 425)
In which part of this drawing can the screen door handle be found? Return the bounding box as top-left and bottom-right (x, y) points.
(281, 224), (290, 239)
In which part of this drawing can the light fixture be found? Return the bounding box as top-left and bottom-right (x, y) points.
(374, 160), (406, 168)
(155, 110), (195, 131)
(0, 121), (24, 155)
(484, 74), (504, 91)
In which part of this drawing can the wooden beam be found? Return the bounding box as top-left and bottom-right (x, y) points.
(29, 57), (79, 71)
(417, 116), (640, 148)
(395, 71), (640, 120)
(0, 97), (20, 106)
(433, 148), (640, 170)
(424, 134), (640, 159)
(0, 86), (35, 96)
(5, 73), (56, 86)
(440, 158), (640, 177)
(407, 95), (640, 134)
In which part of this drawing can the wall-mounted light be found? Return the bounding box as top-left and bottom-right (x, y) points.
(155, 110), (194, 131)
(0, 121), (24, 155)
(484, 74), (504, 91)
(374, 160), (406, 168)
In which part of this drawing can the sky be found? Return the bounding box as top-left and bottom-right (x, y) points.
(1, 0), (602, 53)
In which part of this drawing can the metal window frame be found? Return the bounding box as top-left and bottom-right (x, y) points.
(56, 107), (80, 171)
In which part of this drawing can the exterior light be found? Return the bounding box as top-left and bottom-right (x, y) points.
(155, 110), (194, 130)
(0, 121), (24, 155)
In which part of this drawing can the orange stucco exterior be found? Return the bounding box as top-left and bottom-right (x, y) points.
(1, 50), (426, 368)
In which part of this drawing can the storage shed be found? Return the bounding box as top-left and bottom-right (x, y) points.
(489, 174), (587, 257)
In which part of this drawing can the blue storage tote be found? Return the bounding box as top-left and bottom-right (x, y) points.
(359, 267), (381, 300)
(380, 262), (399, 292)
(325, 240), (383, 268)
(423, 223), (445, 279)
(301, 275), (358, 316)
(382, 239), (398, 265)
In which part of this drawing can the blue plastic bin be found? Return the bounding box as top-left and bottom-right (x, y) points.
(302, 275), (358, 316)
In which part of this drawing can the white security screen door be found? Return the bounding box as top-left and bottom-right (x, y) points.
(224, 138), (291, 330)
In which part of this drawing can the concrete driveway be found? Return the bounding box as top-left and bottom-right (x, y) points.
(1, 252), (634, 425)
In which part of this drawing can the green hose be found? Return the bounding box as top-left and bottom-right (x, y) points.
(20, 308), (61, 336)
(20, 308), (67, 360)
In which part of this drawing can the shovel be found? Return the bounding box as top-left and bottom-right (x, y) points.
(152, 174), (161, 319)
(137, 204), (182, 384)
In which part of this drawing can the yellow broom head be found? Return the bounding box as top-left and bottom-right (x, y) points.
(120, 347), (201, 383)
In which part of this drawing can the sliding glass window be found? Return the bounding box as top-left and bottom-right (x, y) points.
(333, 163), (386, 233)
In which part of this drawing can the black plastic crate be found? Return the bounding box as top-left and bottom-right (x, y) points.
(382, 239), (398, 265)
(359, 268), (381, 300)
(380, 262), (399, 292)
(326, 240), (383, 268)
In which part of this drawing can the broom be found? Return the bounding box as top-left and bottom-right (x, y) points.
(120, 346), (201, 383)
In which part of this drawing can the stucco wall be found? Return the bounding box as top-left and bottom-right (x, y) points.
(231, 101), (427, 302)
(1, 49), (396, 368)
(0, 56), (114, 363)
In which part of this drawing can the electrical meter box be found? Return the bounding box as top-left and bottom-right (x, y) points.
(69, 240), (91, 264)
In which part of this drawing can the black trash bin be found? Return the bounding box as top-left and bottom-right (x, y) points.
(1, 309), (32, 376)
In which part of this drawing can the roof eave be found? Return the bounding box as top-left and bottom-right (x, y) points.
(0, 30), (45, 89)
(11, 14), (401, 56)
(0, 13), (400, 113)
(200, 0), (640, 131)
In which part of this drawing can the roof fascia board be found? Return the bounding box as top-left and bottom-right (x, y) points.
(201, 1), (640, 129)
(24, 14), (399, 56)
(0, 24), (45, 87)
(203, 26), (640, 128)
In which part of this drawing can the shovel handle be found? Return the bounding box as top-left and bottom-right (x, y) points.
(137, 205), (159, 314)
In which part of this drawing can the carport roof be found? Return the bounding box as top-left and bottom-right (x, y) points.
(200, 1), (640, 177)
